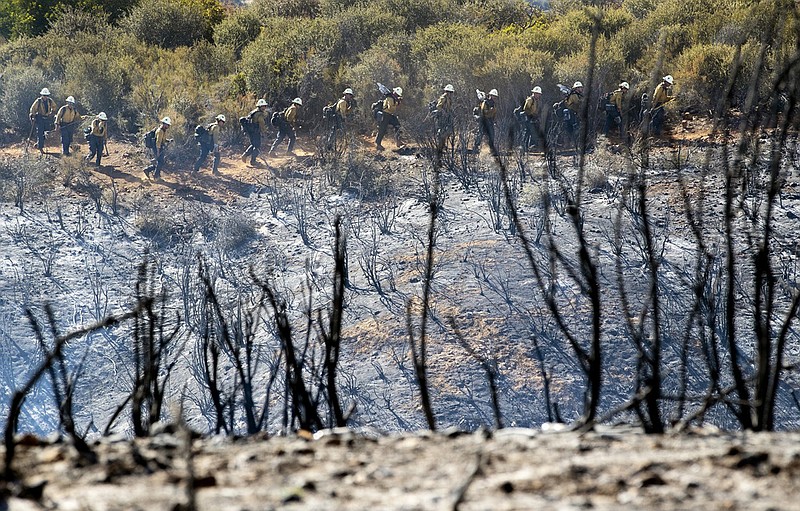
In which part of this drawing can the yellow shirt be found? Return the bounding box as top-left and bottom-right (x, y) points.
(55, 104), (79, 125)
(208, 122), (221, 146)
(284, 104), (299, 126)
(565, 92), (581, 113)
(250, 108), (268, 132)
(30, 96), (56, 117)
(480, 99), (496, 120)
(652, 83), (673, 107)
(382, 96), (398, 115)
(436, 93), (452, 113)
(523, 95), (540, 117)
(90, 118), (107, 139)
(610, 89), (625, 111)
(155, 125), (168, 151)
(335, 98), (352, 117)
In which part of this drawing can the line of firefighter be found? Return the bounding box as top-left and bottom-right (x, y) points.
(27, 76), (675, 176)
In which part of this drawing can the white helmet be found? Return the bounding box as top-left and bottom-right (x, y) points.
(488, 88), (498, 97)
(663, 75), (674, 85)
(161, 116), (172, 125)
(573, 81), (583, 89)
(393, 87), (403, 97)
(619, 81), (630, 90)
(66, 96), (75, 103)
(343, 88), (354, 95)
(216, 114), (226, 122)
(292, 97), (303, 105)
(443, 84), (454, 93)
(256, 98), (268, 107)
(532, 86), (542, 94)
(98, 112), (108, 121)
(40, 88), (51, 96)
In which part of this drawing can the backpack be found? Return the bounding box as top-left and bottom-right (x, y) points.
(144, 128), (157, 151)
(83, 126), (92, 140)
(270, 111), (284, 127)
(239, 108), (259, 134)
(322, 104), (336, 120)
(194, 124), (211, 147)
(600, 91), (614, 111)
(513, 105), (526, 124)
(371, 100), (384, 121)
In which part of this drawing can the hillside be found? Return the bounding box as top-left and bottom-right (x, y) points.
(2, 110), (800, 438)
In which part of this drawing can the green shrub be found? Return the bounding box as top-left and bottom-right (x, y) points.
(328, 5), (404, 59)
(341, 33), (409, 115)
(589, 37), (629, 93)
(254, 0), (321, 18)
(214, 8), (262, 58)
(674, 43), (735, 110)
(519, 8), (591, 57)
(47, 6), (110, 38)
(240, 17), (338, 98)
(379, 0), (454, 33)
(122, 0), (208, 49)
(0, 0), (137, 39)
(410, 23), (494, 85)
(458, 0), (536, 30)
(18, 8), (128, 82)
(480, 44), (549, 105)
(635, 0), (732, 58)
(623, 0), (657, 19)
(63, 51), (136, 123)
(608, 15), (652, 67)
(319, 0), (367, 16)
(0, 35), (43, 69)
(190, 40), (235, 82)
(0, 65), (54, 133)
(185, 0), (226, 30)
(594, 6), (633, 37)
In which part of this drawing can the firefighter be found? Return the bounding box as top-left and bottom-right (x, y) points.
(327, 88), (355, 149)
(523, 86), (543, 150)
(269, 98), (302, 156)
(604, 81), (629, 138)
(564, 81), (584, 140)
(144, 117), (171, 180)
(194, 114), (225, 174)
(435, 84), (455, 150)
(85, 112), (108, 166)
(376, 87), (402, 150)
(54, 95), (80, 156)
(29, 88), (57, 153)
(241, 98), (269, 166)
(651, 75), (675, 135)
(473, 88), (498, 155)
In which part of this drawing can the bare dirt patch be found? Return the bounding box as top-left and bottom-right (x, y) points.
(4, 426), (800, 511)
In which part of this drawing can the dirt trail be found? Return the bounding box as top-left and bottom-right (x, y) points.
(1, 136), (327, 204)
